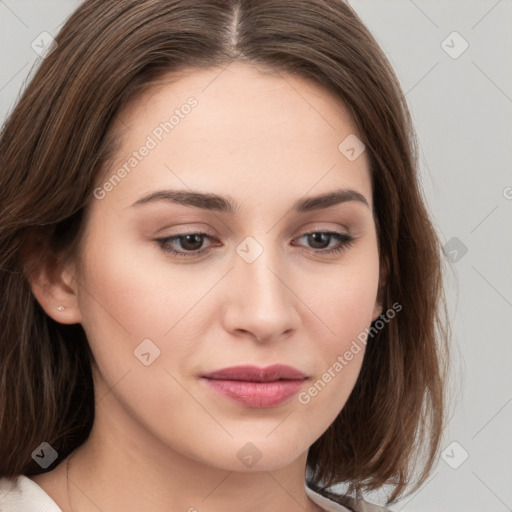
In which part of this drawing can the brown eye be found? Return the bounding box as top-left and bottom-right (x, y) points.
(155, 232), (214, 258)
(174, 233), (206, 251)
(155, 230), (356, 260)
(293, 231), (356, 255)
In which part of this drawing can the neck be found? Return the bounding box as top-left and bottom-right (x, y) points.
(63, 378), (322, 512)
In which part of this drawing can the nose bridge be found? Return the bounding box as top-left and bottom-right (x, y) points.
(237, 235), (287, 305)
(224, 234), (297, 339)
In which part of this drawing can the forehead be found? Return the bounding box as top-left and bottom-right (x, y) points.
(93, 61), (372, 212)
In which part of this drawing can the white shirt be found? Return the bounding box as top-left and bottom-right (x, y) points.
(0, 475), (391, 512)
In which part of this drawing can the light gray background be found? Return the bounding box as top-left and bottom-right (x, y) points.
(1, 1), (511, 511)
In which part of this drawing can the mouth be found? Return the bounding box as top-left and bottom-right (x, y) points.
(200, 364), (308, 408)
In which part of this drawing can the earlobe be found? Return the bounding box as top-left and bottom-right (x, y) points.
(26, 257), (82, 325)
(371, 300), (383, 322)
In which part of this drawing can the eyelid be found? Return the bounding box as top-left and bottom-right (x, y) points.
(296, 222), (352, 235)
(156, 223), (352, 243)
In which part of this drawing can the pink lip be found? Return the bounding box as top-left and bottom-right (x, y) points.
(202, 364), (307, 381)
(201, 364), (308, 408)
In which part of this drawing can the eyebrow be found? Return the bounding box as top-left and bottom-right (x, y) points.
(130, 187), (370, 214)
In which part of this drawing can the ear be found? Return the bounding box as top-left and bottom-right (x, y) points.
(25, 253), (82, 325)
(371, 255), (389, 322)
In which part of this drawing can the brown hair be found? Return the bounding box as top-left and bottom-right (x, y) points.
(0, 0), (451, 505)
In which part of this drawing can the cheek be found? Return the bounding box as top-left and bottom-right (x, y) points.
(77, 229), (204, 336)
(293, 243), (379, 416)
(296, 349), (364, 442)
(300, 239), (380, 349)
(295, 279), (374, 430)
(75, 228), (221, 393)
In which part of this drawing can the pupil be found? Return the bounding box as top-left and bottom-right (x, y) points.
(182, 234), (203, 250)
(309, 233), (328, 249)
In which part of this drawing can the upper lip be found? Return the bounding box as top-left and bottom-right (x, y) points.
(201, 364), (307, 382)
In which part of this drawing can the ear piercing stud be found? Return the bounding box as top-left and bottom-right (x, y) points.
(57, 305), (65, 311)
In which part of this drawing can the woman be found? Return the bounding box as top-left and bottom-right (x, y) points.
(0, 1), (450, 511)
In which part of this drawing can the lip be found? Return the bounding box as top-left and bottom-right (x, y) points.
(201, 364), (307, 381)
(200, 364), (308, 408)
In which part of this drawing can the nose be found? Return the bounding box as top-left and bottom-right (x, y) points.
(221, 241), (299, 343)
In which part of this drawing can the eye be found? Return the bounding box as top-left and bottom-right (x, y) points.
(292, 231), (356, 255)
(154, 230), (356, 259)
(155, 232), (215, 258)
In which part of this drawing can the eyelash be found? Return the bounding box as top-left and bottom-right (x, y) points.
(155, 230), (356, 259)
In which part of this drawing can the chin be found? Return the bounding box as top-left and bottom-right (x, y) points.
(186, 436), (307, 473)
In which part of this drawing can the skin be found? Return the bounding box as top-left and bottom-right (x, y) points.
(29, 61), (383, 512)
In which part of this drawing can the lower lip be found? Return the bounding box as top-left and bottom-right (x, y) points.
(201, 378), (306, 408)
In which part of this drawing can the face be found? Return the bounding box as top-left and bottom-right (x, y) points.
(62, 62), (382, 471)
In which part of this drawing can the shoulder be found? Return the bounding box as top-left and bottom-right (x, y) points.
(306, 483), (395, 512)
(0, 474), (62, 512)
